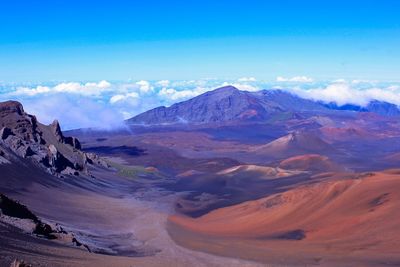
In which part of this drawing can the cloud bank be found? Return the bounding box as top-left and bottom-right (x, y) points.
(289, 82), (400, 106)
(1, 78), (399, 130)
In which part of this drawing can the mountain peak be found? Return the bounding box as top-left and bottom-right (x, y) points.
(127, 85), (277, 125)
(126, 86), (400, 126)
(212, 85), (239, 93)
(199, 85), (241, 99)
(127, 86), (329, 125)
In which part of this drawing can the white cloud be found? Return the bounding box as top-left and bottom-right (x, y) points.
(13, 86), (51, 96)
(158, 87), (208, 101)
(387, 85), (400, 91)
(21, 95), (125, 130)
(156, 80), (170, 87)
(109, 92), (139, 104)
(291, 83), (367, 106)
(136, 80), (153, 93)
(53, 80), (112, 96)
(237, 77), (256, 82)
(11, 80), (112, 97)
(289, 82), (400, 106)
(276, 76), (314, 83)
(4, 78), (400, 130)
(363, 88), (400, 105)
(109, 95), (125, 104)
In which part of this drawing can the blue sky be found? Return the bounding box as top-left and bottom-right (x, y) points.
(0, 1), (399, 82)
(0, 1), (400, 129)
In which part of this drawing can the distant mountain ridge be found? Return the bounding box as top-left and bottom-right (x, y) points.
(126, 86), (400, 125)
(323, 100), (400, 116)
(128, 86), (283, 124)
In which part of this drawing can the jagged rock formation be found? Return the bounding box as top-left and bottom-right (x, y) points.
(0, 101), (107, 176)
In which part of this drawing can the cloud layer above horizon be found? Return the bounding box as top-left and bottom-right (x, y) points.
(0, 77), (399, 130)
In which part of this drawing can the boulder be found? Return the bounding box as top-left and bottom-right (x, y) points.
(48, 144), (75, 173)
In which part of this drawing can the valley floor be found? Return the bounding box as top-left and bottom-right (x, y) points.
(2, 114), (400, 266)
(0, 166), (265, 267)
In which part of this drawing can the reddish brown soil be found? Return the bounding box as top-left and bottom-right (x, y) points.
(279, 154), (343, 172)
(168, 171), (400, 266)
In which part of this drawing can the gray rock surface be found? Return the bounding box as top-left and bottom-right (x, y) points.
(0, 101), (107, 176)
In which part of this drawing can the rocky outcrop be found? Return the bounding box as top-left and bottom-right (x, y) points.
(0, 101), (108, 176)
(64, 136), (82, 150)
(47, 144), (79, 173)
(49, 120), (64, 142)
(49, 120), (81, 149)
(0, 102), (41, 143)
(0, 193), (90, 251)
(84, 152), (109, 168)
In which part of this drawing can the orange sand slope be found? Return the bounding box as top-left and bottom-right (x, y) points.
(169, 170), (400, 266)
(279, 154), (344, 172)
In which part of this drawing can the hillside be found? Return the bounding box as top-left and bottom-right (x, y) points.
(253, 131), (335, 159)
(169, 171), (400, 266)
